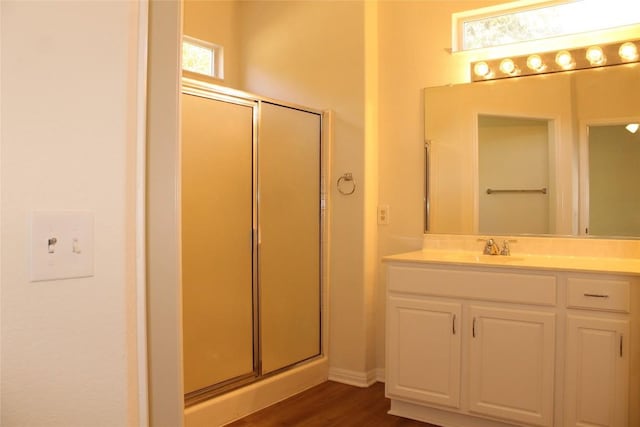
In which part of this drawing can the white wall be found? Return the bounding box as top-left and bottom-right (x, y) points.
(1, 1), (143, 425)
(147, 1), (184, 425)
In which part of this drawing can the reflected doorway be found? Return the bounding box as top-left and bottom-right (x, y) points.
(581, 122), (640, 237)
(478, 115), (551, 235)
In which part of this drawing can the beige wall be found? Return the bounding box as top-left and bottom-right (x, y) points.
(2, 1), (637, 425)
(376, 0), (507, 372)
(237, 0), (376, 378)
(1, 1), (143, 425)
(374, 0), (640, 374)
(155, 4), (640, 418)
(183, 0), (241, 88)
(182, 0), (508, 381)
(0, 4), (530, 424)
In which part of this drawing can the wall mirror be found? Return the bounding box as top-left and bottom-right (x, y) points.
(424, 62), (640, 238)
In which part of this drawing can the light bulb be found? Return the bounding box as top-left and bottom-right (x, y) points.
(619, 42), (639, 62)
(473, 61), (491, 78)
(626, 123), (639, 134)
(585, 46), (606, 66)
(526, 54), (545, 72)
(555, 50), (575, 70)
(499, 58), (518, 75)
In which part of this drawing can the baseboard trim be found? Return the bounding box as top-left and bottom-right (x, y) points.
(185, 358), (329, 427)
(328, 367), (380, 387)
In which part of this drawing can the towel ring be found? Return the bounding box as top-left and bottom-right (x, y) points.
(337, 172), (356, 195)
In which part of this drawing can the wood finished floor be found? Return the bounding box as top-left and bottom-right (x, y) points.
(226, 381), (437, 427)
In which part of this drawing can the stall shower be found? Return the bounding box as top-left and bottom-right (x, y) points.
(180, 80), (323, 405)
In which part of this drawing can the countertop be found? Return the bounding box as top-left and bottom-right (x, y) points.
(383, 249), (640, 276)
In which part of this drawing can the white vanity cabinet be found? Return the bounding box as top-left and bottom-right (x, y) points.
(386, 263), (557, 427)
(564, 276), (631, 427)
(385, 260), (639, 427)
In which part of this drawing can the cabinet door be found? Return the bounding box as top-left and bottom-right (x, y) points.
(386, 297), (461, 408)
(469, 306), (555, 426)
(565, 315), (629, 427)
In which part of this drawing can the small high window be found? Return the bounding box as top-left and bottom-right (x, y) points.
(454, 0), (640, 52)
(182, 36), (224, 79)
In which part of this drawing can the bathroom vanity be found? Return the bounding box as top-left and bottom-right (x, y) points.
(384, 248), (640, 427)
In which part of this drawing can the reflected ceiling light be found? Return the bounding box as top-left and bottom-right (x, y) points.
(526, 54), (546, 72)
(470, 38), (640, 82)
(585, 46), (606, 66)
(499, 58), (519, 75)
(626, 123), (639, 134)
(473, 61), (492, 79)
(619, 42), (639, 61)
(555, 50), (575, 69)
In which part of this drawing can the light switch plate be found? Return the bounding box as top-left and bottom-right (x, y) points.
(30, 211), (94, 282)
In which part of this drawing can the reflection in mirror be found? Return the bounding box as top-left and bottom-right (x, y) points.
(478, 115), (551, 235)
(424, 62), (640, 238)
(584, 123), (640, 237)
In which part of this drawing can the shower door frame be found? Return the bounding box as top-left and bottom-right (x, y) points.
(181, 78), (325, 407)
(180, 84), (260, 404)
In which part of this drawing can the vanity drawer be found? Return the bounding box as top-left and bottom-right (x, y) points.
(566, 277), (630, 313)
(387, 264), (556, 306)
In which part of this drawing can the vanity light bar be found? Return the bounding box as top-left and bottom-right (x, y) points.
(470, 39), (640, 82)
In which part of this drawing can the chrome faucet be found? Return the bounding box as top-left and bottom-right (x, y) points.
(483, 238), (500, 255)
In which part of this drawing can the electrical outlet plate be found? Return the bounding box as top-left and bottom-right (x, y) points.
(378, 205), (390, 225)
(30, 211), (94, 282)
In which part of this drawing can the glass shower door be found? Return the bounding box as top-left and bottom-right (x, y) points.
(258, 102), (322, 374)
(181, 93), (257, 395)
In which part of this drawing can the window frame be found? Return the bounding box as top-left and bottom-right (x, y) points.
(452, 0), (556, 52)
(452, 0), (640, 53)
(182, 35), (224, 80)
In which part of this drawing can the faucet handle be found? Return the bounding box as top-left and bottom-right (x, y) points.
(500, 240), (510, 256)
(500, 239), (517, 256)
